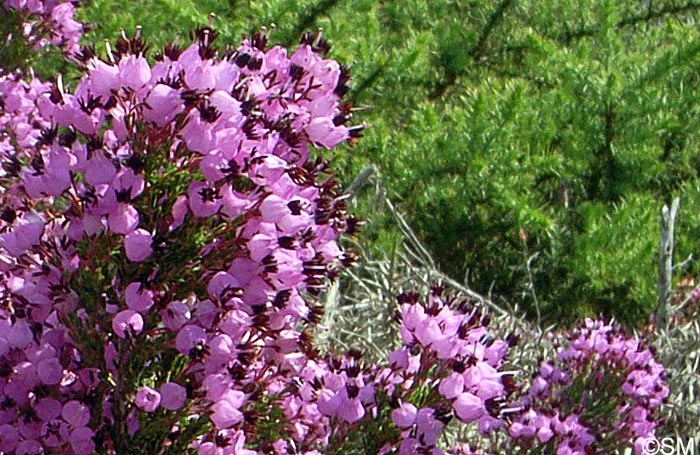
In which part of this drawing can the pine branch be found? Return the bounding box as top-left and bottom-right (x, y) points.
(560, 1), (700, 43)
(471, 0), (515, 62)
(431, 0), (514, 98)
(466, 1), (700, 76)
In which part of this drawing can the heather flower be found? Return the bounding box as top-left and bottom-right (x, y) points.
(210, 390), (245, 428)
(124, 282), (154, 314)
(112, 309), (144, 338)
(135, 386), (161, 412)
(62, 401), (89, 426)
(159, 382), (187, 410)
(4, 0), (85, 56)
(453, 393), (486, 423)
(392, 402), (418, 428)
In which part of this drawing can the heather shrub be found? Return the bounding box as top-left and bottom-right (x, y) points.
(0, 12), (362, 451)
(504, 319), (668, 454)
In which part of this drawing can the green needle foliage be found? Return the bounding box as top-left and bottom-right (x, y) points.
(71, 0), (700, 327)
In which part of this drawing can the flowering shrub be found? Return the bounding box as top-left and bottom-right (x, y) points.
(376, 287), (516, 455)
(506, 319), (668, 454)
(0, 21), (364, 453)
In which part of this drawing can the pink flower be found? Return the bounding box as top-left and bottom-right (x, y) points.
(415, 408), (444, 446)
(392, 402), (417, 428)
(35, 398), (62, 421)
(188, 181), (222, 218)
(37, 358), (63, 385)
(175, 325), (207, 355)
(160, 382), (187, 411)
(144, 84), (184, 127)
(125, 282), (154, 314)
(439, 372), (465, 399)
(108, 203), (139, 234)
(62, 401), (90, 427)
(210, 390), (245, 428)
(112, 310), (144, 338)
(135, 386), (161, 412)
(452, 392), (486, 423)
(118, 55), (152, 90)
(305, 117), (348, 148)
(336, 388), (365, 423)
(124, 228), (153, 262)
(69, 427), (95, 455)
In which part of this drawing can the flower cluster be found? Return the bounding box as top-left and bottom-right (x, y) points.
(507, 319), (668, 455)
(4, 0), (85, 56)
(227, 287), (516, 455)
(0, 24), (361, 454)
(373, 287), (516, 455)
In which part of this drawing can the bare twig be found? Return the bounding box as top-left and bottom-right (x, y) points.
(343, 165), (376, 199)
(525, 252), (542, 329)
(657, 197), (680, 331)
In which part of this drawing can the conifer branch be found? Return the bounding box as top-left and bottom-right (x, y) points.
(431, 0), (514, 98)
(561, 1), (700, 43)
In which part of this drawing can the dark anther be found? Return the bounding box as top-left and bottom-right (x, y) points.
(31, 154), (45, 175)
(251, 31), (268, 51)
(198, 187), (221, 203)
(247, 57), (263, 71)
(58, 129), (77, 147)
(37, 126), (57, 146)
(115, 188), (131, 203)
(346, 384), (360, 399)
(234, 53), (251, 68)
(2, 156), (22, 177)
(278, 236), (295, 250)
(287, 200), (302, 215)
(272, 290), (291, 309)
(0, 207), (16, 224)
(289, 64), (305, 80)
(126, 152), (146, 172)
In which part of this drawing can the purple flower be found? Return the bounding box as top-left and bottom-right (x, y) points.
(210, 390), (245, 428)
(135, 386), (161, 412)
(143, 84), (184, 127)
(108, 203), (139, 234)
(69, 427), (95, 454)
(160, 382), (187, 411)
(125, 282), (154, 314)
(62, 401), (90, 428)
(124, 229), (153, 262)
(0, 24), (360, 454)
(112, 309), (144, 338)
(415, 408), (444, 446)
(37, 357), (63, 385)
(452, 392), (486, 423)
(392, 402), (417, 428)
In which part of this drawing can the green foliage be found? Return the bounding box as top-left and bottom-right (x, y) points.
(74, 0), (700, 327)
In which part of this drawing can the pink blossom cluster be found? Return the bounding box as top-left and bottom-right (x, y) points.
(507, 319), (668, 455)
(4, 0), (84, 56)
(375, 288), (515, 455)
(0, 25), (361, 454)
(221, 288), (516, 455)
